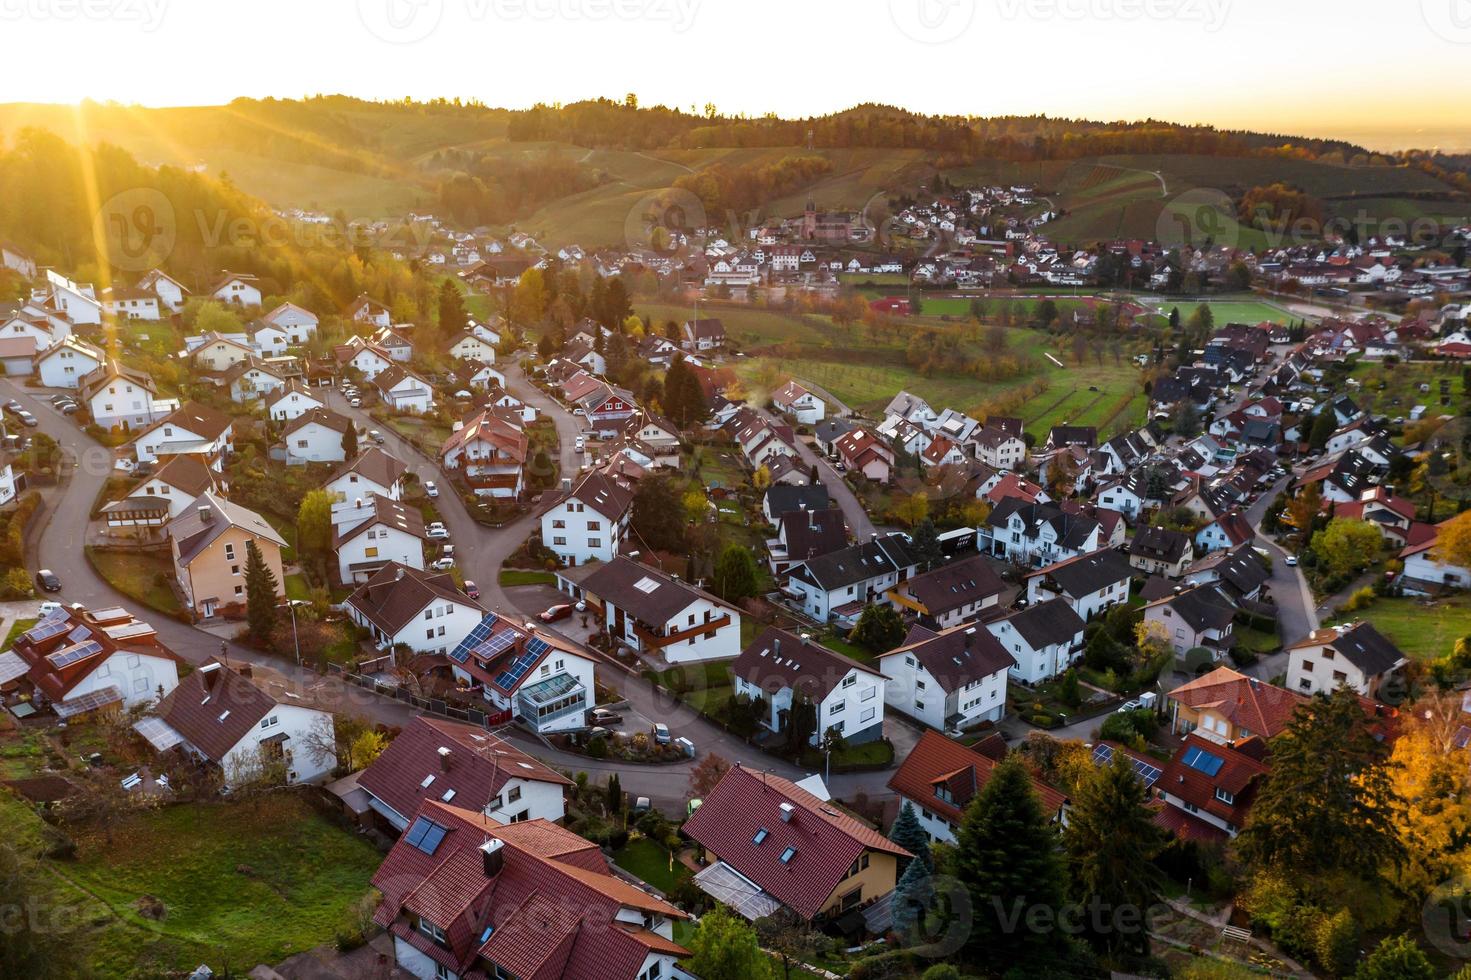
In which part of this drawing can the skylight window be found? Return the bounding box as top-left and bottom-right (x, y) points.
(441, 789), (456, 803)
(421, 774), (436, 788)
(780, 847), (797, 863)
(633, 577), (660, 594)
(405, 817), (448, 855)
(753, 828), (769, 845)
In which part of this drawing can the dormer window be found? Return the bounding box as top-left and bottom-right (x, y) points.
(1214, 787), (1235, 805)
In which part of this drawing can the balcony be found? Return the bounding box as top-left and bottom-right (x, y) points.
(632, 614), (732, 649)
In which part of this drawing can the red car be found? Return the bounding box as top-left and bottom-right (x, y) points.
(462, 580), (480, 600)
(538, 603), (573, 623)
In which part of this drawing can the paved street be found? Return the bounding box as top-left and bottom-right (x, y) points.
(755, 406), (876, 539)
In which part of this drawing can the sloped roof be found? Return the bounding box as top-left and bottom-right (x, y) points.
(901, 554), (1004, 617)
(888, 729), (1066, 828)
(346, 562), (479, 636)
(167, 490), (285, 567)
(733, 627), (884, 703)
(683, 764), (909, 920)
(885, 620), (1014, 694)
(329, 446), (408, 491)
(1168, 666), (1307, 739)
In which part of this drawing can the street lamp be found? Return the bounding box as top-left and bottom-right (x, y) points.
(278, 599), (309, 668)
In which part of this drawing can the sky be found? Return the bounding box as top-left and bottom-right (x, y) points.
(2, 0), (1470, 150)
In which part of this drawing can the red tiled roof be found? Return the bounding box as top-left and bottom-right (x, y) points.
(887, 730), (1065, 828)
(683, 764), (910, 920)
(1159, 734), (1268, 829)
(1167, 667), (1307, 740)
(372, 801), (687, 979)
(357, 716), (570, 825)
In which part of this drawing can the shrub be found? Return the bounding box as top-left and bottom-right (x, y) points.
(586, 736), (608, 759)
(0, 567), (34, 600)
(1341, 586), (1376, 613)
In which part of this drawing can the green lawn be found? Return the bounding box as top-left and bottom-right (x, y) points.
(498, 569), (557, 587)
(1328, 595), (1471, 662)
(656, 660), (735, 716)
(1347, 359), (1466, 422)
(3, 791), (382, 978)
(4, 616), (38, 650)
(283, 573), (312, 601)
(85, 547), (182, 616)
(0, 730), (46, 779)
(612, 837), (690, 894)
(1137, 296), (1295, 326)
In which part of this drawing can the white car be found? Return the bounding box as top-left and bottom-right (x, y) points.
(574, 436), (585, 453)
(1285, 555), (1299, 567)
(113, 458), (136, 473)
(37, 600), (64, 617)
(426, 526), (450, 541)
(428, 557), (456, 571)
(348, 398), (362, 408)
(424, 481), (439, 498)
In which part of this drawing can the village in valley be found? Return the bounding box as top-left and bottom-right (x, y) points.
(1, 80), (1471, 980)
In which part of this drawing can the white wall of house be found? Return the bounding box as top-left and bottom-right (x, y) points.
(37, 347), (102, 387)
(326, 471), (399, 503)
(67, 651), (178, 712)
(986, 618), (1083, 685)
(336, 524), (424, 584)
(483, 777), (565, 825)
(134, 424), (231, 465)
(214, 280), (262, 307)
(219, 703), (335, 787)
(541, 499), (625, 566)
(89, 381), (163, 430)
(194, 341), (252, 373)
(1403, 552), (1471, 591)
(284, 422), (348, 464)
(878, 651), (1007, 728)
(905, 796), (961, 844)
(270, 390), (326, 422)
(353, 596), (484, 656)
(1026, 575), (1128, 623)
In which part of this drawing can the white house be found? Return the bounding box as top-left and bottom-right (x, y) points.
(33, 334), (105, 388)
(100, 286), (161, 321)
(785, 535), (921, 626)
(373, 365), (435, 414)
(345, 294), (392, 329)
(448, 331), (497, 364)
(335, 338), (395, 381)
(225, 360), (288, 404)
(557, 557), (742, 664)
(147, 659), (336, 788)
(251, 322), (292, 358)
(440, 409), (527, 499)
(985, 598), (1088, 685)
(1, 605), (180, 719)
(540, 470), (633, 566)
(1400, 526), (1471, 594)
(984, 499), (1103, 567)
(326, 448), (408, 504)
(1025, 549), (1134, 622)
(281, 408), (353, 465)
(126, 455), (224, 519)
(880, 621), (1011, 730)
(41, 270), (101, 325)
(355, 717), (569, 833)
(137, 269), (191, 312)
(0, 455), (15, 507)
(188, 332), (255, 373)
(444, 612), (600, 735)
(79, 361), (165, 430)
(332, 494), (427, 584)
(265, 381), (326, 422)
(345, 563), (486, 656)
(735, 627), (887, 745)
(1286, 622), (1407, 701)
(1, 242), (37, 278)
(133, 402), (234, 467)
(208, 271), (262, 307)
(259, 302), (319, 344)
(772, 380), (826, 425)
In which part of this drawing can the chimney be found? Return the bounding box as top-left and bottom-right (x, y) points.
(437, 746), (452, 771)
(778, 802), (795, 823)
(480, 838), (505, 878)
(198, 504), (214, 524)
(238, 664), (252, 679)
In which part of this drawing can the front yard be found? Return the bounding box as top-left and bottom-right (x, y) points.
(85, 546), (182, 616)
(611, 836), (690, 895)
(1326, 593), (1471, 662)
(3, 790), (382, 978)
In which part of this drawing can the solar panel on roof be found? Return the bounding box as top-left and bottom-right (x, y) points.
(22, 617), (71, 644)
(47, 640), (104, 670)
(525, 637), (550, 657)
(1182, 745), (1225, 777)
(494, 646), (541, 690)
(404, 816), (448, 855)
(54, 685), (123, 719)
(67, 624), (93, 643)
(1092, 743), (1165, 788)
(448, 613), (499, 664)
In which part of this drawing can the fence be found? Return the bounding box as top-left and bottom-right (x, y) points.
(327, 662), (512, 729)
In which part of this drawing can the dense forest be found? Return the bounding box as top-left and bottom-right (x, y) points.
(0, 127), (437, 321)
(429, 149), (604, 226)
(505, 98), (1381, 164)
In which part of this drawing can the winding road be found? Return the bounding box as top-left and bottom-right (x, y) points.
(3, 371), (894, 814)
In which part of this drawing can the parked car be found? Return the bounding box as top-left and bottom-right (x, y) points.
(369, 430), (385, 444)
(36, 569), (61, 592)
(652, 722), (671, 744)
(1116, 699), (1142, 714)
(3, 399), (22, 414)
(574, 436), (585, 453)
(632, 796), (651, 814)
(538, 603), (573, 623)
(37, 600), (64, 616)
(587, 707), (623, 726)
(57, 402), (79, 415)
(586, 726), (611, 742)
(424, 480), (439, 498)
(16, 410), (37, 427)
(425, 525), (450, 540)
(348, 398), (362, 408)
(462, 580), (479, 600)
(48, 394), (71, 407)
(428, 557), (456, 572)
(1285, 555), (1299, 567)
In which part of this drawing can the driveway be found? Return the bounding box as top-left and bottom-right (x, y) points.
(1244, 474), (1318, 645)
(756, 407), (876, 539)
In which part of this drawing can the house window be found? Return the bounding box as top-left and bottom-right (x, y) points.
(508, 786), (521, 803)
(842, 674), (856, 688)
(1214, 787), (1235, 805)
(417, 918), (447, 944)
(234, 585), (244, 596)
(753, 827), (769, 845)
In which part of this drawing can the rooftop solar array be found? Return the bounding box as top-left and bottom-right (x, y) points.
(54, 685), (123, 719)
(494, 647), (541, 690)
(1181, 744), (1225, 777)
(67, 624), (94, 643)
(47, 640), (104, 670)
(1091, 743), (1164, 788)
(404, 816), (448, 855)
(447, 613), (499, 664)
(0, 652), (30, 685)
(22, 616), (71, 645)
